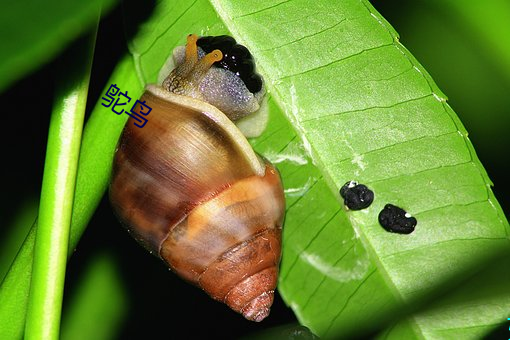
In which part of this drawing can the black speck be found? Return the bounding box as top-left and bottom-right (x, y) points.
(340, 180), (374, 210)
(378, 204), (417, 234)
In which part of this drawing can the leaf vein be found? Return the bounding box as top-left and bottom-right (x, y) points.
(324, 268), (377, 335)
(332, 130), (459, 166)
(381, 237), (509, 260)
(302, 94), (433, 123)
(257, 18), (347, 52)
(414, 199), (489, 216)
(301, 243), (355, 312)
(279, 43), (393, 80)
(366, 161), (474, 185)
(282, 204), (340, 282)
(234, 0), (293, 19)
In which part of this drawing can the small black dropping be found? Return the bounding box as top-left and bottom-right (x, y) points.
(339, 180), (374, 210)
(378, 204), (417, 234)
(197, 35), (262, 93)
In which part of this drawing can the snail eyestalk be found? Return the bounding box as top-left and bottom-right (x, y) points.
(163, 34), (223, 96)
(185, 34), (199, 64)
(188, 49), (222, 85)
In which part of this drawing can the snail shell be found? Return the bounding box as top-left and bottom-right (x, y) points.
(109, 35), (285, 322)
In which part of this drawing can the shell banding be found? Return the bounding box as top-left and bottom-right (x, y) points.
(110, 77), (285, 321)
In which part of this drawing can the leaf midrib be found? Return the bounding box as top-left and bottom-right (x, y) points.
(207, 0), (506, 337)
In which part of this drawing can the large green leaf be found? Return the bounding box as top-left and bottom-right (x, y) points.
(125, 0), (510, 337)
(2, 0), (509, 338)
(0, 0), (117, 92)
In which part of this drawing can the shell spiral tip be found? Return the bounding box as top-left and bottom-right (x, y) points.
(241, 291), (274, 322)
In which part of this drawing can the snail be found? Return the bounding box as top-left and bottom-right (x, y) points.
(109, 34), (285, 322)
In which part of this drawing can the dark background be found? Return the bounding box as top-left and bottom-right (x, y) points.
(1, 1), (508, 339)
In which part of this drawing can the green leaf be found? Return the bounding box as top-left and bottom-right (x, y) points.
(60, 253), (128, 340)
(372, 0), (510, 195)
(0, 55), (140, 340)
(2, 0), (509, 338)
(241, 323), (318, 340)
(24, 26), (97, 339)
(0, 0), (117, 93)
(429, 0), (510, 83)
(0, 198), (38, 282)
(126, 0), (510, 337)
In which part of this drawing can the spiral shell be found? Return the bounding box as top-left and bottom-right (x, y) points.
(110, 78), (285, 321)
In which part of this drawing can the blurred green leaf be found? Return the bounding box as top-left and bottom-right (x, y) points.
(0, 56), (139, 339)
(241, 323), (318, 340)
(431, 0), (510, 82)
(0, 0), (117, 93)
(0, 198), (38, 282)
(61, 253), (128, 340)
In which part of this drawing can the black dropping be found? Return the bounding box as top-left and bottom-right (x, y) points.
(378, 204), (417, 234)
(340, 181), (374, 210)
(197, 35), (262, 93)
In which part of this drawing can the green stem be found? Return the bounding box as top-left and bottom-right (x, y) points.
(24, 27), (97, 340)
(0, 54), (137, 340)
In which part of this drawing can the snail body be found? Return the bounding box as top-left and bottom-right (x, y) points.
(110, 35), (285, 321)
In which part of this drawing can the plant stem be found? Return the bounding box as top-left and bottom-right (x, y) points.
(24, 26), (98, 340)
(0, 54), (137, 340)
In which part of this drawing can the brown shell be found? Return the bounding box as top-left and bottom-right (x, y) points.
(109, 86), (285, 321)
